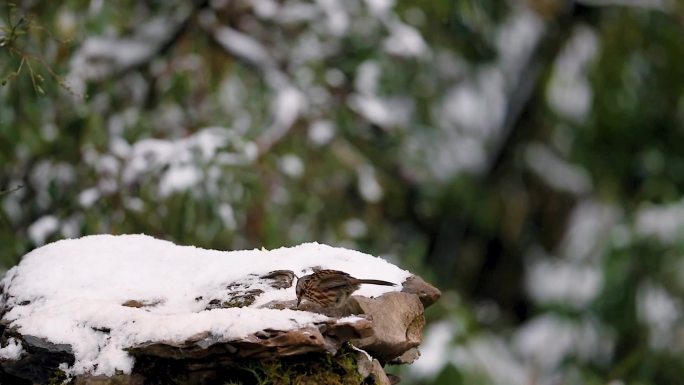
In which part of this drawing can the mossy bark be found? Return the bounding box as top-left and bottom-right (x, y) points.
(29, 346), (375, 385)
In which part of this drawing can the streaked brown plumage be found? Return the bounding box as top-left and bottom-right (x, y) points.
(295, 269), (395, 308)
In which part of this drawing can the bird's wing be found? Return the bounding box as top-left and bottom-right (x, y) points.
(318, 275), (350, 290)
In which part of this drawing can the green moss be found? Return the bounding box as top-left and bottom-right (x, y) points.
(47, 369), (71, 385)
(223, 346), (365, 385)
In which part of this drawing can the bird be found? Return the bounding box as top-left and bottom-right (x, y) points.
(295, 269), (395, 308)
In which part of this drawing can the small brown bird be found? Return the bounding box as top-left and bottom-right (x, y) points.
(295, 269), (395, 308)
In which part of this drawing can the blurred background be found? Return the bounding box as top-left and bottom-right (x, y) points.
(3, 0), (684, 383)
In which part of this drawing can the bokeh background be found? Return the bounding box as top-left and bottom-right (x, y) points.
(3, 0), (684, 384)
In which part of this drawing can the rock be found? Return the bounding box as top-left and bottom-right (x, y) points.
(347, 292), (425, 361)
(202, 269), (294, 310)
(260, 270), (295, 289)
(401, 275), (441, 307)
(204, 289), (264, 309)
(387, 373), (402, 384)
(257, 298), (297, 310)
(121, 299), (163, 308)
(354, 348), (392, 385)
(74, 374), (145, 385)
(369, 358), (393, 385)
(1, 332), (74, 384)
(0, 236), (440, 384)
(389, 347), (420, 364)
(125, 316), (374, 362)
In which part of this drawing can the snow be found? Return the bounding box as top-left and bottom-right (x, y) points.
(308, 120), (336, 146)
(526, 256), (602, 308)
(27, 216), (60, 246)
(524, 143), (593, 195)
(78, 188), (100, 208)
(159, 165), (202, 197)
(0, 234), (410, 376)
(496, 9), (543, 76)
(357, 164), (384, 203)
(636, 281), (682, 350)
(383, 20), (429, 58)
(218, 204), (237, 230)
(348, 59), (413, 128)
(635, 200), (684, 243)
(324, 68), (346, 87)
(364, 0), (395, 16)
(416, 130), (487, 179)
(67, 16), (177, 92)
(343, 218), (368, 239)
(0, 338), (23, 360)
(559, 201), (620, 261)
(316, 0), (349, 36)
(410, 321), (456, 377)
(279, 154), (305, 178)
(119, 126), (252, 197)
(253, 0), (279, 19)
(513, 314), (613, 370)
(213, 26), (273, 69)
(412, 312), (613, 384)
(275, 87), (305, 130)
(348, 94), (413, 128)
(440, 68), (506, 138)
(70, 37), (152, 78)
(355, 61), (380, 95)
(546, 26), (599, 122)
(452, 335), (528, 385)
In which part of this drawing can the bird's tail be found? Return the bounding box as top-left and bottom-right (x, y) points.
(358, 279), (395, 286)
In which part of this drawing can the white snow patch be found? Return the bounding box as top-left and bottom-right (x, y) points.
(547, 25), (599, 122)
(637, 281), (682, 351)
(440, 68), (506, 137)
(213, 26), (273, 69)
(410, 321), (456, 378)
(78, 188), (100, 208)
(324, 69), (346, 87)
(406, 126), (487, 180)
(67, 18), (175, 93)
(253, 0), (279, 19)
(343, 218), (368, 239)
(28, 216), (60, 246)
(279, 154), (305, 178)
(265, 86), (306, 143)
(559, 200), (620, 261)
(452, 335), (529, 385)
(513, 314), (613, 369)
(0, 338), (23, 360)
(159, 165), (201, 197)
(121, 127), (248, 196)
(308, 120), (336, 146)
(316, 0), (349, 36)
(496, 10), (544, 76)
(357, 164), (384, 203)
(60, 216), (82, 239)
(355, 61), (381, 95)
(524, 143), (592, 195)
(383, 20), (429, 58)
(635, 200), (684, 243)
(364, 0), (395, 16)
(349, 94), (413, 128)
(218, 204), (237, 230)
(0, 235), (410, 376)
(526, 258), (602, 308)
